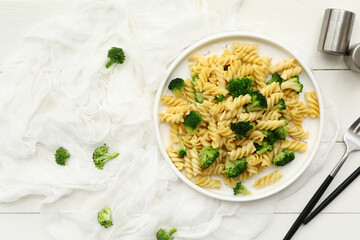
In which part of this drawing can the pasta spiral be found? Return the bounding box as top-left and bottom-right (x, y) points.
(288, 124), (310, 139)
(253, 170), (282, 189)
(202, 162), (224, 176)
(169, 124), (180, 143)
(247, 130), (265, 143)
(305, 91), (320, 118)
(267, 92), (284, 109)
(183, 152), (193, 179)
(237, 111), (264, 121)
(260, 82), (281, 98)
(228, 141), (256, 160)
(194, 175), (221, 189)
(256, 120), (287, 130)
(209, 100), (227, 115)
(166, 145), (185, 171)
(167, 105), (191, 114)
(203, 82), (228, 98)
(225, 94), (251, 112)
(161, 95), (187, 106)
(281, 140), (307, 152)
(260, 151), (272, 168)
(159, 113), (183, 124)
(280, 66), (302, 80)
(270, 58), (296, 74)
(184, 78), (195, 104)
(261, 111), (281, 121)
(247, 154), (263, 165)
(208, 122), (221, 148)
(221, 174), (237, 187)
(189, 148), (201, 177)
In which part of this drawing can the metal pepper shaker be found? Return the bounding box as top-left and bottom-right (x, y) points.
(318, 8), (355, 55)
(344, 44), (360, 72)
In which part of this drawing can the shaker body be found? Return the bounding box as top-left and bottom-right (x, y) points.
(318, 8), (355, 55)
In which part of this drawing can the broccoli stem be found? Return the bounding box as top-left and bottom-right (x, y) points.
(107, 152), (119, 160)
(106, 59), (114, 68)
(168, 228), (177, 235)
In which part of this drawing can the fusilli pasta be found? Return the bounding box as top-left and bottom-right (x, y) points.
(253, 170), (282, 189)
(160, 42), (320, 194)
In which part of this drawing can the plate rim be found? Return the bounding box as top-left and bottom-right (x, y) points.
(153, 31), (324, 202)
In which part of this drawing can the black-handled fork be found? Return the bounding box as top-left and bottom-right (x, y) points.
(303, 166), (360, 224)
(283, 117), (360, 240)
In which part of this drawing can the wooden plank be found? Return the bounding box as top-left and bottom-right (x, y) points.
(0, 70), (356, 143)
(277, 143), (360, 213)
(0, 0), (359, 70)
(257, 213), (360, 240)
(0, 143), (359, 214)
(0, 214), (53, 239)
(0, 213), (359, 239)
(314, 70), (360, 142)
(0, 1), (359, 239)
(0, 68), (356, 143)
(237, 0), (360, 70)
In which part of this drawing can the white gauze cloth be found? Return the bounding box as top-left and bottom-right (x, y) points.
(0, 0), (339, 239)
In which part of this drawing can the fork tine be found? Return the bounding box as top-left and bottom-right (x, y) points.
(353, 123), (360, 134)
(349, 117), (360, 132)
(353, 125), (360, 135)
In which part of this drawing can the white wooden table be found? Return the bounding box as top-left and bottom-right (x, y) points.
(1, 0), (360, 239)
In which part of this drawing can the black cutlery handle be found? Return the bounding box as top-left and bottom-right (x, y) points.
(303, 166), (360, 224)
(283, 175), (334, 240)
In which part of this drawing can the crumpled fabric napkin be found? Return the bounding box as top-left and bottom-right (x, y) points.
(0, 0), (339, 239)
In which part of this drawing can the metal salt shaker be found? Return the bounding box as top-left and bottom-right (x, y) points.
(318, 8), (355, 55)
(318, 8), (360, 72)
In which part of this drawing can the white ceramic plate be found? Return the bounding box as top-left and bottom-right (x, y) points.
(154, 32), (324, 202)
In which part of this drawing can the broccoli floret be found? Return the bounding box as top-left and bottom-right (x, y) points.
(156, 228), (177, 240)
(168, 78), (185, 97)
(230, 121), (254, 140)
(227, 77), (254, 98)
(55, 147), (70, 166)
(255, 141), (273, 155)
(191, 72), (199, 87)
(272, 149), (295, 166)
(183, 111), (203, 134)
(262, 130), (278, 144)
(195, 91), (204, 103)
(266, 73), (283, 85)
(233, 182), (252, 195)
(281, 76), (303, 93)
(93, 144), (119, 170)
(224, 64), (230, 71)
(272, 98), (287, 111)
(177, 141), (187, 158)
(214, 94), (225, 102)
(106, 47), (125, 68)
(199, 147), (219, 168)
(246, 91), (268, 112)
(224, 157), (247, 178)
(274, 125), (288, 140)
(256, 129), (281, 155)
(192, 77), (199, 87)
(97, 208), (113, 228)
